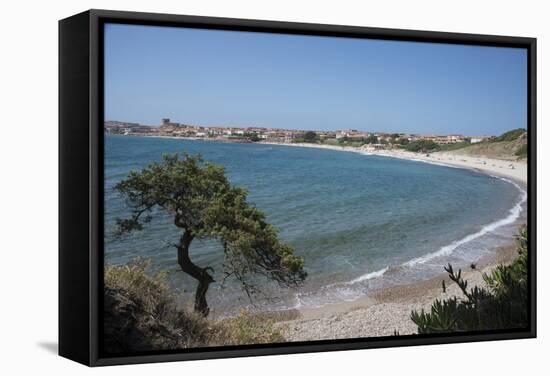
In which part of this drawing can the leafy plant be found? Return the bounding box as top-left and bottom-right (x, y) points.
(411, 226), (528, 333)
(405, 140), (440, 153)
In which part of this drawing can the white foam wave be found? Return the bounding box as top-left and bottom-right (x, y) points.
(404, 177), (527, 267)
(292, 160), (527, 309)
(348, 267), (389, 284)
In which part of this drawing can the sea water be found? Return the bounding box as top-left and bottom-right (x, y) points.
(104, 135), (526, 316)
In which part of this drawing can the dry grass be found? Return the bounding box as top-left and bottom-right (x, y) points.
(213, 311), (286, 346)
(448, 134), (527, 161)
(104, 259), (286, 353)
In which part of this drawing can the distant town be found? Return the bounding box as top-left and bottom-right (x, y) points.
(105, 118), (495, 148)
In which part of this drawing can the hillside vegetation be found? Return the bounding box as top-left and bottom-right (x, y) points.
(446, 128), (527, 160)
(104, 259), (285, 354)
(411, 226), (528, 333)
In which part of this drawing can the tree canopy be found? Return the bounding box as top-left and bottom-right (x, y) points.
(114, 153), (306, 315)
(405, 140), (440, 153)
(302, 131), (319, 142)
(364, 135), (378, 144)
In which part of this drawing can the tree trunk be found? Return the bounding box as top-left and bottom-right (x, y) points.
(176, 231), (214, 316)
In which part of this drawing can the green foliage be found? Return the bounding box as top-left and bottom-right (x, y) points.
(114, 153), (306, 310)
(515, 143), (528, 159)
(389, 134), (405, 144)
(244, 132), (261, 142)
(364, 135), (378, 144)
(398, 138), (409, 146)
(335, 135), (378, 146)
(104, 260), (286, 353)
(294, 131), (320, 143)
(405, 140), (441, 153)
(438, 141), (472, 152)
(303, 131), (319, 142)
(335, 137), (365, 147)
(411, 227), (528, 333)
(492, 128), (526, 142)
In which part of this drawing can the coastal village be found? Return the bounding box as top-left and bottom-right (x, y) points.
(105, 118), (495, 148)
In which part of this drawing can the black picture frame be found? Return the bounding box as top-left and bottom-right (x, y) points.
(59, 9), (537, 367)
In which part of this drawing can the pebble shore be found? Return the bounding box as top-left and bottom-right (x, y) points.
(277, 245), (518, 341)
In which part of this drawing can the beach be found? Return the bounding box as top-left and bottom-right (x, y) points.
(261, 141), (527, 184)
(249, 141), (527, 340)
(139, 136), (527, 184)
(273, 242), (519, 340)
(107, 135), (527, 339)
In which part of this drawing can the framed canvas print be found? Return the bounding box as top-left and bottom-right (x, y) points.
(59, 9), (536, 366)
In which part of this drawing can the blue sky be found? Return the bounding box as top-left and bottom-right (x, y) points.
(104, 23), (527, 135)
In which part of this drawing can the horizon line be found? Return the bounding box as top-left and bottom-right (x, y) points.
(105, 118), (509, 137)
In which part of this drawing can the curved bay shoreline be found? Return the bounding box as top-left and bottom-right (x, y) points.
(261, 141), (527, 185)
(274, 243), (519, 340)
(125, 135), (528, 340)
(256, 141), (527, 340)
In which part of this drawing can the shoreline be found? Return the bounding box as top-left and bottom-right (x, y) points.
(114, 134), (527, 185)
(250, 142), (526, 339)
(274, 242), (520, 341)
(113, 135), (527, 338)
(260, 141), (527, 185)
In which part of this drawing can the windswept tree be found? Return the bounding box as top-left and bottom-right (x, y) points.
(114, 153), (306, 316)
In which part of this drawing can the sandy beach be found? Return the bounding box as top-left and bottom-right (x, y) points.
(252, 141), (527, 341)
(130, 135), (527, 339)
(136, 136), (527, 184)
(261, 141), (527, 184)
(273, 242), (519, 341)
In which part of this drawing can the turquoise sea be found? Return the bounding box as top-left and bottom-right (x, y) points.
(104, 135), (526, 316)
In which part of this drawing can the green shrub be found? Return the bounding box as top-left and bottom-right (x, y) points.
(105, 258), (172, 316)
(214, 311), (285, 346)
(303, 131), (319, 142)
(411, 226), (528, 333)
(104, 259), (286, 353)
(405, 140), (441, 153)
(493, 128), (526, 142)
(515, 143), (528, 159)
(104, 259), (213, 353)
(438, 141), (471, 152)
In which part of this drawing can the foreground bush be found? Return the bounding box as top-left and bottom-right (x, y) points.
(215, 311), (285, 346)
(411, 226), (528, 333)
(104, 259), (285, 354)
